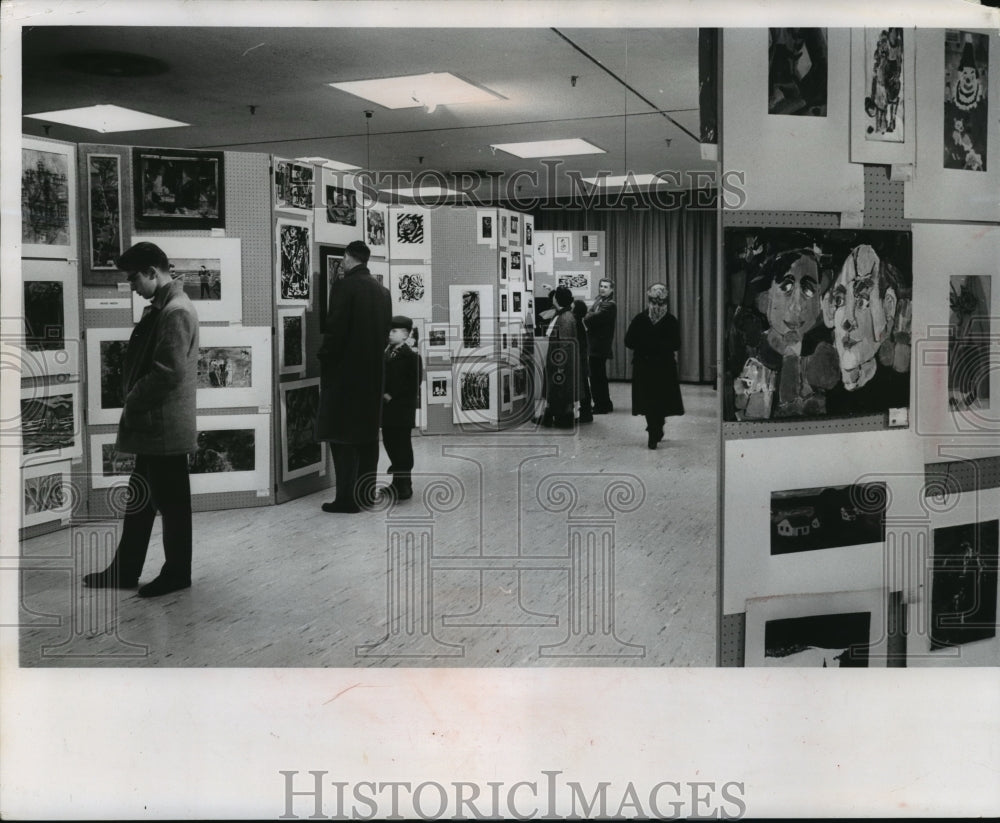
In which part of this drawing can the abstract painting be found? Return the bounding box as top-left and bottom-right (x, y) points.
(427, 370), (452, 404)
(477, 209), (497, 248)
(129, 236), (243, 323)
(768, 28), (828, 116)
(280, 378), (325, 481)
(21, 383), (81, 464)
(389, 265), (432, 319)
(132, 147), (225, 229)
(325, 185), (357, 225)
(510, 214), (521, 246)
(21, 259), (80, 378)
(274, 158), (315, 212)
(187, 413), (271, 495)
(85, 328), (130, 425)
(770, 482), (887, 555)
(513, 366), (527, 400)
(458, 367), (491, 413)
(944, 30), (989, 172)
(190, 429), (256, 473)
(278, 308), (306, 376)
(862, 28), (905, 143)
(511, 250), (522, 273)
(724, 227), (912, 422)
(276, 220), (312, 305)
(317, 245), (345, 333)
(500, 369), (512, 413)
(930, 519), (998, 651)
(390, 207), (431, 260)
(22, 137), (76, 258)
(22, 460), (73, 528)
(449, 285), (495, 356)
(23, 280), (64, 353)
(500, 252), (508, 282)
(89, 433), (137, 489)
(557, 270), (591, 298)
(366, 206), (388, 250)
(949, 275), (991, 411)
(195, 326), (272, 409)
(87, 153), (122, 269)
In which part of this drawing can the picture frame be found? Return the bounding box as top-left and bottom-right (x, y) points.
(22, 460), (74, 528)
(449, 285), (496, 357)
(21, 135), (78, 259)
(476, 208), (498, 249)
(279, 378), (326, 481)
(276, 218), (312, 306)
(426, 323), (455, 361)
(509, 213), (521, 246)
(427, 370), (452, 405)
(196, 326), (272, 410)
(453, 357), (498, 425)
(315, 169), (362, 245)
(509, 248), (523, 281)
(523, 215), (534, 248)
(500, 251), (509, 283)
(85, 152), (123, 271)
(278, 307), (307, 377)
(500, 367), (513, 414)
(745, 588), (890, 668)
(84, 327), (131, 425)
(849, 28), (917, 165)
(21, 381), (82, 466)
(274, 157), (315, 214)
(129, 235), (243, 323)
(389, 206), (432, 261)
(553, 232), (573, 260)
(89, 432), (136, 490)
(132, 146), (225, 230)
(365, 204), (388, 253)
(189, 413), (271, 495)
(22, 258), (80, 378)
(317, 244), (345, 332)
(390, 264), (433, 319)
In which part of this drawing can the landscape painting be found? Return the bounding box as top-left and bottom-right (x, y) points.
(21, 384), (81, 463)
(764, 611), (871, 667)
(770, 482), (887, 554)
(930, 519), (998, 651)
(189, 428), (256, 474)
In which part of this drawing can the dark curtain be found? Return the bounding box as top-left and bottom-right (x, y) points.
(531, 199), (716, 383)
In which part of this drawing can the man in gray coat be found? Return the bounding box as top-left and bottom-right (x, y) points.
(316, 240), (392, 513)
(83, 242), (199, 597)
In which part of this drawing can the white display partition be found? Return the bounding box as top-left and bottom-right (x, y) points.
(128, 235), (243, 323)
(723, 28), (864, 213)
(314, 168), (363, 246)
(904, 29), (1000, 222)
(723, 429), (924, 615)
(849, 28), (917, 167)
(21, 135), (78, 260)
(911, 225), (1000, 463)
(21, 258), (81, 379)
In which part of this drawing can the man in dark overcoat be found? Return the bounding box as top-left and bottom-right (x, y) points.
(585, 278), (617, 413)
(83, 241), (199, 597)
(316, 240), (392, 512)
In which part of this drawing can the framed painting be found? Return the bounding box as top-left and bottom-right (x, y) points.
(948, 274), (991, 413)
(453, 357), (497, 425)
(276, 218), (312, 306)
(500, 367), (513, 414)
(477, 208), (497, 249)
(129, 235), (242, 323)
(523, 215), (534, 249)
(745, 588), (889, 668)
(274, 157), (315, 214)
(188, 413), (270, 495)
(770, 482), (887, 555)
(427, 370), (452, 405)
(21, 381), (82, 466)
(278, 307), (307, 377)
(389, 206), (431, 261)
(850, 28), (916, 165)
(512, 365), (528, 400)
(930, 519), (998, 652)
(449, 285), (496, 357)
(86, 153), (123, 271)
(85, 327), (131, 425)
(22, 136), (77, 259)
(525, 257), (534, 290)
(509, 213), (521, 247)
(723, 227), (912, 424)
(22, 460), (74, 528)
(767, 28), (829, 116)
(317, 244), (345, 332)
(389, 265), (432, 319)
(196, 326), (272, 410)
(315, 168), (361, 245)
(132, 146), (225, 229)
(426, 323), (455, 361)
(509, 248), (523, 281)
(553, 232), (573, 260)
(22, 258), (80, 378)
(365, 204), (388, 253)
(499, 211), (508, 247)
(279, 378), (326, 481)
(89, 433), (137, 490)
(500, 251), (509, 283)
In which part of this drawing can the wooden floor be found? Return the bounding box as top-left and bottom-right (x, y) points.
(19, 383), (718, 667)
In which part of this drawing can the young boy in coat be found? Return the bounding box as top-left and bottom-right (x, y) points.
(381, 315), (422, 500)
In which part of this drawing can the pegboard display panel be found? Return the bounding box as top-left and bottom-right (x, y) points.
(723, 413), (887, 439)
(862, 165), (911, 232)
(925, 455), (1000, 496)
(718, 612), (745, 667)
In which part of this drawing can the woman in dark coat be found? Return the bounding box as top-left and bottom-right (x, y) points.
(624, 282), (684, 449)
(543, 285), (578, 428)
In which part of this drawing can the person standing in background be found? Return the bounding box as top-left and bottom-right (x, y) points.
(316, 240), (392, 513)
(585, 278), (617, 413)
(381, 315), (421, 501)
(624, 283), (685, 450)
(572, 299), (593, 423)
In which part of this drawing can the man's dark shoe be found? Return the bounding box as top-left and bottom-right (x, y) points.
(83, 568), (138, 589)
(137, 575), (191, 598)
(322, 500), (360, 514)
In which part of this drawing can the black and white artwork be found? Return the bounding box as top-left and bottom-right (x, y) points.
(768, 28), (828, 116)
(390, 265), (432, 318)
(724, 227), (912, 422)
(511, 250), (522, 272)
(764, 611), (871, 667)
(460, 370), (490, 412)
(87, 153), (122, 271)
(22, 461), (72, 528)
(366, 207), (386, 247)
(195, 327), (271, 410)
(89, 433), (136, 489)
(524, 219), (533, 247)
(482, 215), (492, 238)
(930, 519), (998, 651)
(274, 159), (315, 212)
(189, 429), (256, 473)
(699, 27), (719, 144)
(23, 259), (81, 375)
(513, 365), (527, 400)
(770, 483), (887, 555)
(427, 370), (452, 404)
(500, 253), (508, 282)
(22, 141), (74, 256)
(277, 220), (312, 304)
(944, 30), (989, 172)
(23, 280), (64, 353)
(21, 384), (81, 463)
(197, 347), (252, 389)
(280, 378), (325, 481)
(390, 208), (431, 259)
(325, 185), (356, 225)
(862, 28), (905, 143)
(949, 275), (991, 411)
(99, 339), (128, 410)
(187, 415), (270, 494)
(133, 147), (224, 229)
(279, 308), (306, 377)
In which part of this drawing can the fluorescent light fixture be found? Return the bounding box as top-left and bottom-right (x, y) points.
(25, 104), (188, 133)
(296, 156), (362, 171)
(380, 185), (463, 198)
(328, 72), (501, 110)
(580, 173), (671, 188)
(491, 138), (606, 159)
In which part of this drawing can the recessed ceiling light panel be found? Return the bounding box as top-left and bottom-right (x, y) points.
(25, 104), (188, 133)
(328, 72), (501, 110)
(296, 157), (362, 171)
(490, 139), (606, 159)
